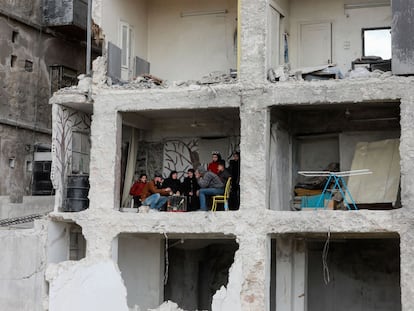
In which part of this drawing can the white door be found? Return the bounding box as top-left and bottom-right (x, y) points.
(119, 21), (133, 80)
(299, 22), (332, 67)
(268, 6), (281, 69)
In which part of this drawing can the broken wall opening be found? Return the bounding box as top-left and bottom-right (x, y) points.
(102, 0), (239, 81)
(119, 108), (240, 211)
(267, 0), (392, 75)
(269, 102), (401, 211)
(270, 234), (401, 311)
(115, 233), (238, 311)
(47, 221), (86, 263)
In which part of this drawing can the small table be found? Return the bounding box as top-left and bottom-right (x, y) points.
(167, 195), (187, 212)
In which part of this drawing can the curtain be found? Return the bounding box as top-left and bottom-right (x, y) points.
(121, 128), (138, 207)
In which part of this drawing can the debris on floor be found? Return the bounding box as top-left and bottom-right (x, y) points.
(268, 63), (393, 82)
(148, 301), (186, 311)
(198, 71), (236, 85)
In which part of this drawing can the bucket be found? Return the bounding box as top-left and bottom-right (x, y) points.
(64, 175), (89, 212)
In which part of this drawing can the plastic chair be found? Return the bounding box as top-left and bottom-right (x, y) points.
(211, 178), (232, 212)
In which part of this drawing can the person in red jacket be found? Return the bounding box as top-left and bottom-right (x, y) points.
(129, 173), (147, 207)
(207, 151), (222, 174)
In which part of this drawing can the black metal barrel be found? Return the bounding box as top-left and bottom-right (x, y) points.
(64, 175), (90, 212)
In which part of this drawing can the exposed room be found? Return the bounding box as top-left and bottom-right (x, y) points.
(120, 107), (240, 212)
(269, 102), (401, 211)
(101, 0), (239, 82)
(115, 233), (238, 311)
(270, 234), (401, 311)
(267, 0), (392, 79)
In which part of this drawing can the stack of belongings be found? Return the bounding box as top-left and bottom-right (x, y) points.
(293, 163), (340, 210)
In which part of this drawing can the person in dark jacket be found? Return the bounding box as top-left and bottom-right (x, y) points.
(228, 151), (240, 210)
(217, 160), (231, 184)
(195, 166), (224, 211)
(180, 169), (200, 211)
(163, 170), (181, 195)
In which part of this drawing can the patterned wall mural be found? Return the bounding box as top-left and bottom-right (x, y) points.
(51, 105), (91, 208)
(163, 139), (200, 180)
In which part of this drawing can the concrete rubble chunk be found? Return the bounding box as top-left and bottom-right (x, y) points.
(198, 71), (236, 85)
(148, 301), (186, 311)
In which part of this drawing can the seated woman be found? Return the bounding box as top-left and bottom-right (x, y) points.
(129, 173), (147, 207)
(207, 151), (222, 174)
(163, 171), (181, 195)
(181, 169), (200, 211)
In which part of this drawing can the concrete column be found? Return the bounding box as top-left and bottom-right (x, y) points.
(240, 100), (270, 210)
(89, 108), (122, 210)
(239, 0), (267, 84)
(399, 228), (414, 311)
(239, 235), (269, 311)
(399, 96), (414, 208)
(275, 237), (307, 311)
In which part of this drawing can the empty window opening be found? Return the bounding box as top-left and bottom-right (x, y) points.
(49, 65), (78, 94)
(10, 55), (17, 68)
(69, 225), (86, 260)
(116, 234), (238, 311)
(363, 27), (391, 60)
(11, 30), (18, 43)
(32, 145), (54, 195)
(269, 102), (401, 211)
(24, 60), (33, 72)
(270, 235), (401, 311)
(119, 108), (240, 212)
(26, 160), (32, 172)
(8, 158), (16, 169)
(47, 222), (86, 263)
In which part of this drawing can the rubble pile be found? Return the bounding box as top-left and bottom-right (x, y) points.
(268, 63), (394, 83)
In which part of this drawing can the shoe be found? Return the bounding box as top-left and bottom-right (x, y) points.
(148, 208), (159, 213)
(138, 205), (150, 213)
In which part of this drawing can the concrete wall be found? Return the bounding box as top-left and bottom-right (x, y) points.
(117, 234), (163, 310)
(0, 0), (43, 26)
(147, 0), (237, 81)
(0, 220), (48, 311)
(102, 0), (148, 60)
(0, 195), (54, 219)
(288, 0), (391, 73)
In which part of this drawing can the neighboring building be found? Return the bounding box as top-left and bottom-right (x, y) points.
(3, 0), (414, 310)
(0, 0), (97, 204)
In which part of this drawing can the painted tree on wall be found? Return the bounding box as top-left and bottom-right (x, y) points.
(51, 105), (90, 208)
(163, 139), (200, 180)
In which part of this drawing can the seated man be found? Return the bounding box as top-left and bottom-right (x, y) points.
(195, 166), (224, 211)
(129, 173), (147, 207)
(217, 160), (231, 184)
(140, 173), (171, 211)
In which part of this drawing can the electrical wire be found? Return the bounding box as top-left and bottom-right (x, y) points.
(164, 232), (169, 286)
(322, 227), (331, 285)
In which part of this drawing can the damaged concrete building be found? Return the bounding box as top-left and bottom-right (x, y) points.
(3, 0), (414, 310)
(0, 0), (101, 213)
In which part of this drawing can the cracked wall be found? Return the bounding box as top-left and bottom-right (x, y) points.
(0, 220), (48, 311)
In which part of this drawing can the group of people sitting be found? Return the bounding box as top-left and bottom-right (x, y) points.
(129, 151), (240, 212)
